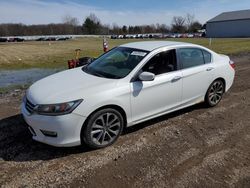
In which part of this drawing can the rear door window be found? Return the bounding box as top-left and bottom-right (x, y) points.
(178, 48), (205, 69)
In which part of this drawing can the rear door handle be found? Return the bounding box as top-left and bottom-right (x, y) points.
(206, 67), (214, 71)
(171, 76), (182, 83)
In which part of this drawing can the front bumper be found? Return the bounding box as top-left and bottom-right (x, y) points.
(21, 102), (86, 147)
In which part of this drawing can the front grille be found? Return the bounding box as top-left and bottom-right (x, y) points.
(25, 99), (36, 114)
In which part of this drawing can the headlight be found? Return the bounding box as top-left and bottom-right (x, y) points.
(35, 99), (83, 116)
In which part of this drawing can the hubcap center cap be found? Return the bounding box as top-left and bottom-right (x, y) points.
(103, 124), (108, 131)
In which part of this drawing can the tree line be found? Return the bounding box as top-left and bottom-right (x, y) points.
(0, 13), (203, 36)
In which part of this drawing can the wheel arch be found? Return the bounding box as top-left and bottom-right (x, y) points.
(204, 77), (226, 107)
(80, 104), (128, 144)
(213, 77), (226, 93)
(206, 77), (226, 97)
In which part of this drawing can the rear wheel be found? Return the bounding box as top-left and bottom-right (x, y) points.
(82, 108), (124, 149)
(205, 80), (225, 107)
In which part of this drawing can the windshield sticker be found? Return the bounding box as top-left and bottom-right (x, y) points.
(131, 51), (147, 57)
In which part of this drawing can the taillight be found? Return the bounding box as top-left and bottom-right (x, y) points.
(229, 60), (235, 69)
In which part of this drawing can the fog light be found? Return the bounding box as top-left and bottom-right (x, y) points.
(40, 130), (57, 137)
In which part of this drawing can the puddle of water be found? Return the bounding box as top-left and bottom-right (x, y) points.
(0, 68), (63, 88)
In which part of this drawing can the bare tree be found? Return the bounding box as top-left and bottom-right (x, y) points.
(62, 15), (79, 26)
(186, 14), (194, 27)
(101, 24), (111, 35)
(186, 13), (195, 32)
(143, 25), (154, 33)
(122, 25), (128, 34)
(171, 16), (186, 33)
(189, 21), (202, 32)
(82, 13), (102, 34)
(0, 12), (203, 36)
(156, 24), (170, 33)
(112, 23), (120, 34)
(89, 13), (101, 25)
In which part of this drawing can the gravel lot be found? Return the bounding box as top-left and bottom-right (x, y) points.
(0, 54), (250, 188)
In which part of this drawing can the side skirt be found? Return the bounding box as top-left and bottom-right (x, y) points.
(127, 97), (204, 127)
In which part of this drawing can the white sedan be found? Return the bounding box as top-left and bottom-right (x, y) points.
(21, 41), (235, 148)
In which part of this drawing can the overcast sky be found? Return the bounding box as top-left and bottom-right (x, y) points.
(0, 0), (249, 25)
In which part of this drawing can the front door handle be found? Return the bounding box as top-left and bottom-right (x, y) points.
(171, 76), (182, 83)
(206, 67), (214, 71)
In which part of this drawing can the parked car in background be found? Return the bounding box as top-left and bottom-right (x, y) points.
(169, 34), (177, 38)
(56, 37), (70, 41)
(0, 38), (7, 42)
(111, 35), (118, 39)
(117, 35), (124, 39)
(45, 37), (56, 41)
(22, 41), (235, 149)
(135, 34), (143, 39)
(7, 37), (25, 42)
(36, 37), (46, 41)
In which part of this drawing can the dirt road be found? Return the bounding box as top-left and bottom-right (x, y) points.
(0, 55), (250, 188)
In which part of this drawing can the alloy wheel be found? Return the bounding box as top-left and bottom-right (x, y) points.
(208, 81), (224, 106)
(90, 112), (121, 146)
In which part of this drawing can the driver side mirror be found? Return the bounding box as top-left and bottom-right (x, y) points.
(139, 72), (155, 81)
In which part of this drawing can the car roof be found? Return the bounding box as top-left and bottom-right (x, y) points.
(120, 41), (191, 51)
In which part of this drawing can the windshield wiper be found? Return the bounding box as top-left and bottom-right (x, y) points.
(83, 66), (104, 77)
(83, 66), (121, 79)
(91, 71), (105, 78)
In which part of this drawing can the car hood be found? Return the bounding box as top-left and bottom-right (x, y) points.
(27, 67), (118, 104)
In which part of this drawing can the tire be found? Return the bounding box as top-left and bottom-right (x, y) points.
(205, 79), (225, 107)
(82, 108), (124, 149)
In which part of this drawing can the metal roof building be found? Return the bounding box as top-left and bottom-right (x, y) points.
(206, 9), (250, 38)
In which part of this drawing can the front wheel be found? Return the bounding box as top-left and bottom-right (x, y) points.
(82, 108), (124, 149)
(205, 80), (225, 107)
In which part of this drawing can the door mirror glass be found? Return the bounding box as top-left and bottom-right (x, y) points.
(139, 72), (155, 81)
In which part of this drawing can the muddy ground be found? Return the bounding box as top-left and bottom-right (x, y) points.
(0, 55), (250, 188)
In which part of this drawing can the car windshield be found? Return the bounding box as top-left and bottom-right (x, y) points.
(83, 47), (149, 79)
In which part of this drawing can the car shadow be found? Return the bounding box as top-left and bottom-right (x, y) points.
(124, 103), (206, 134)
(0, 103), (207, 162)
(0, 114), (90, 162)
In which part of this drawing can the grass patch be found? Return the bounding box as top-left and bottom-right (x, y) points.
(0, 84), (29, 94)
(0, 37), (250, 70)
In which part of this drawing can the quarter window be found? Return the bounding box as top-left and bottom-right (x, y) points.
(142, 49), (177, 75)
(178, 48), (205, 69)
(202, 50), (212, 63)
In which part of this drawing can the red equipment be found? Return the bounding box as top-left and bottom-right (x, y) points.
(68, 49), (81, 69)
